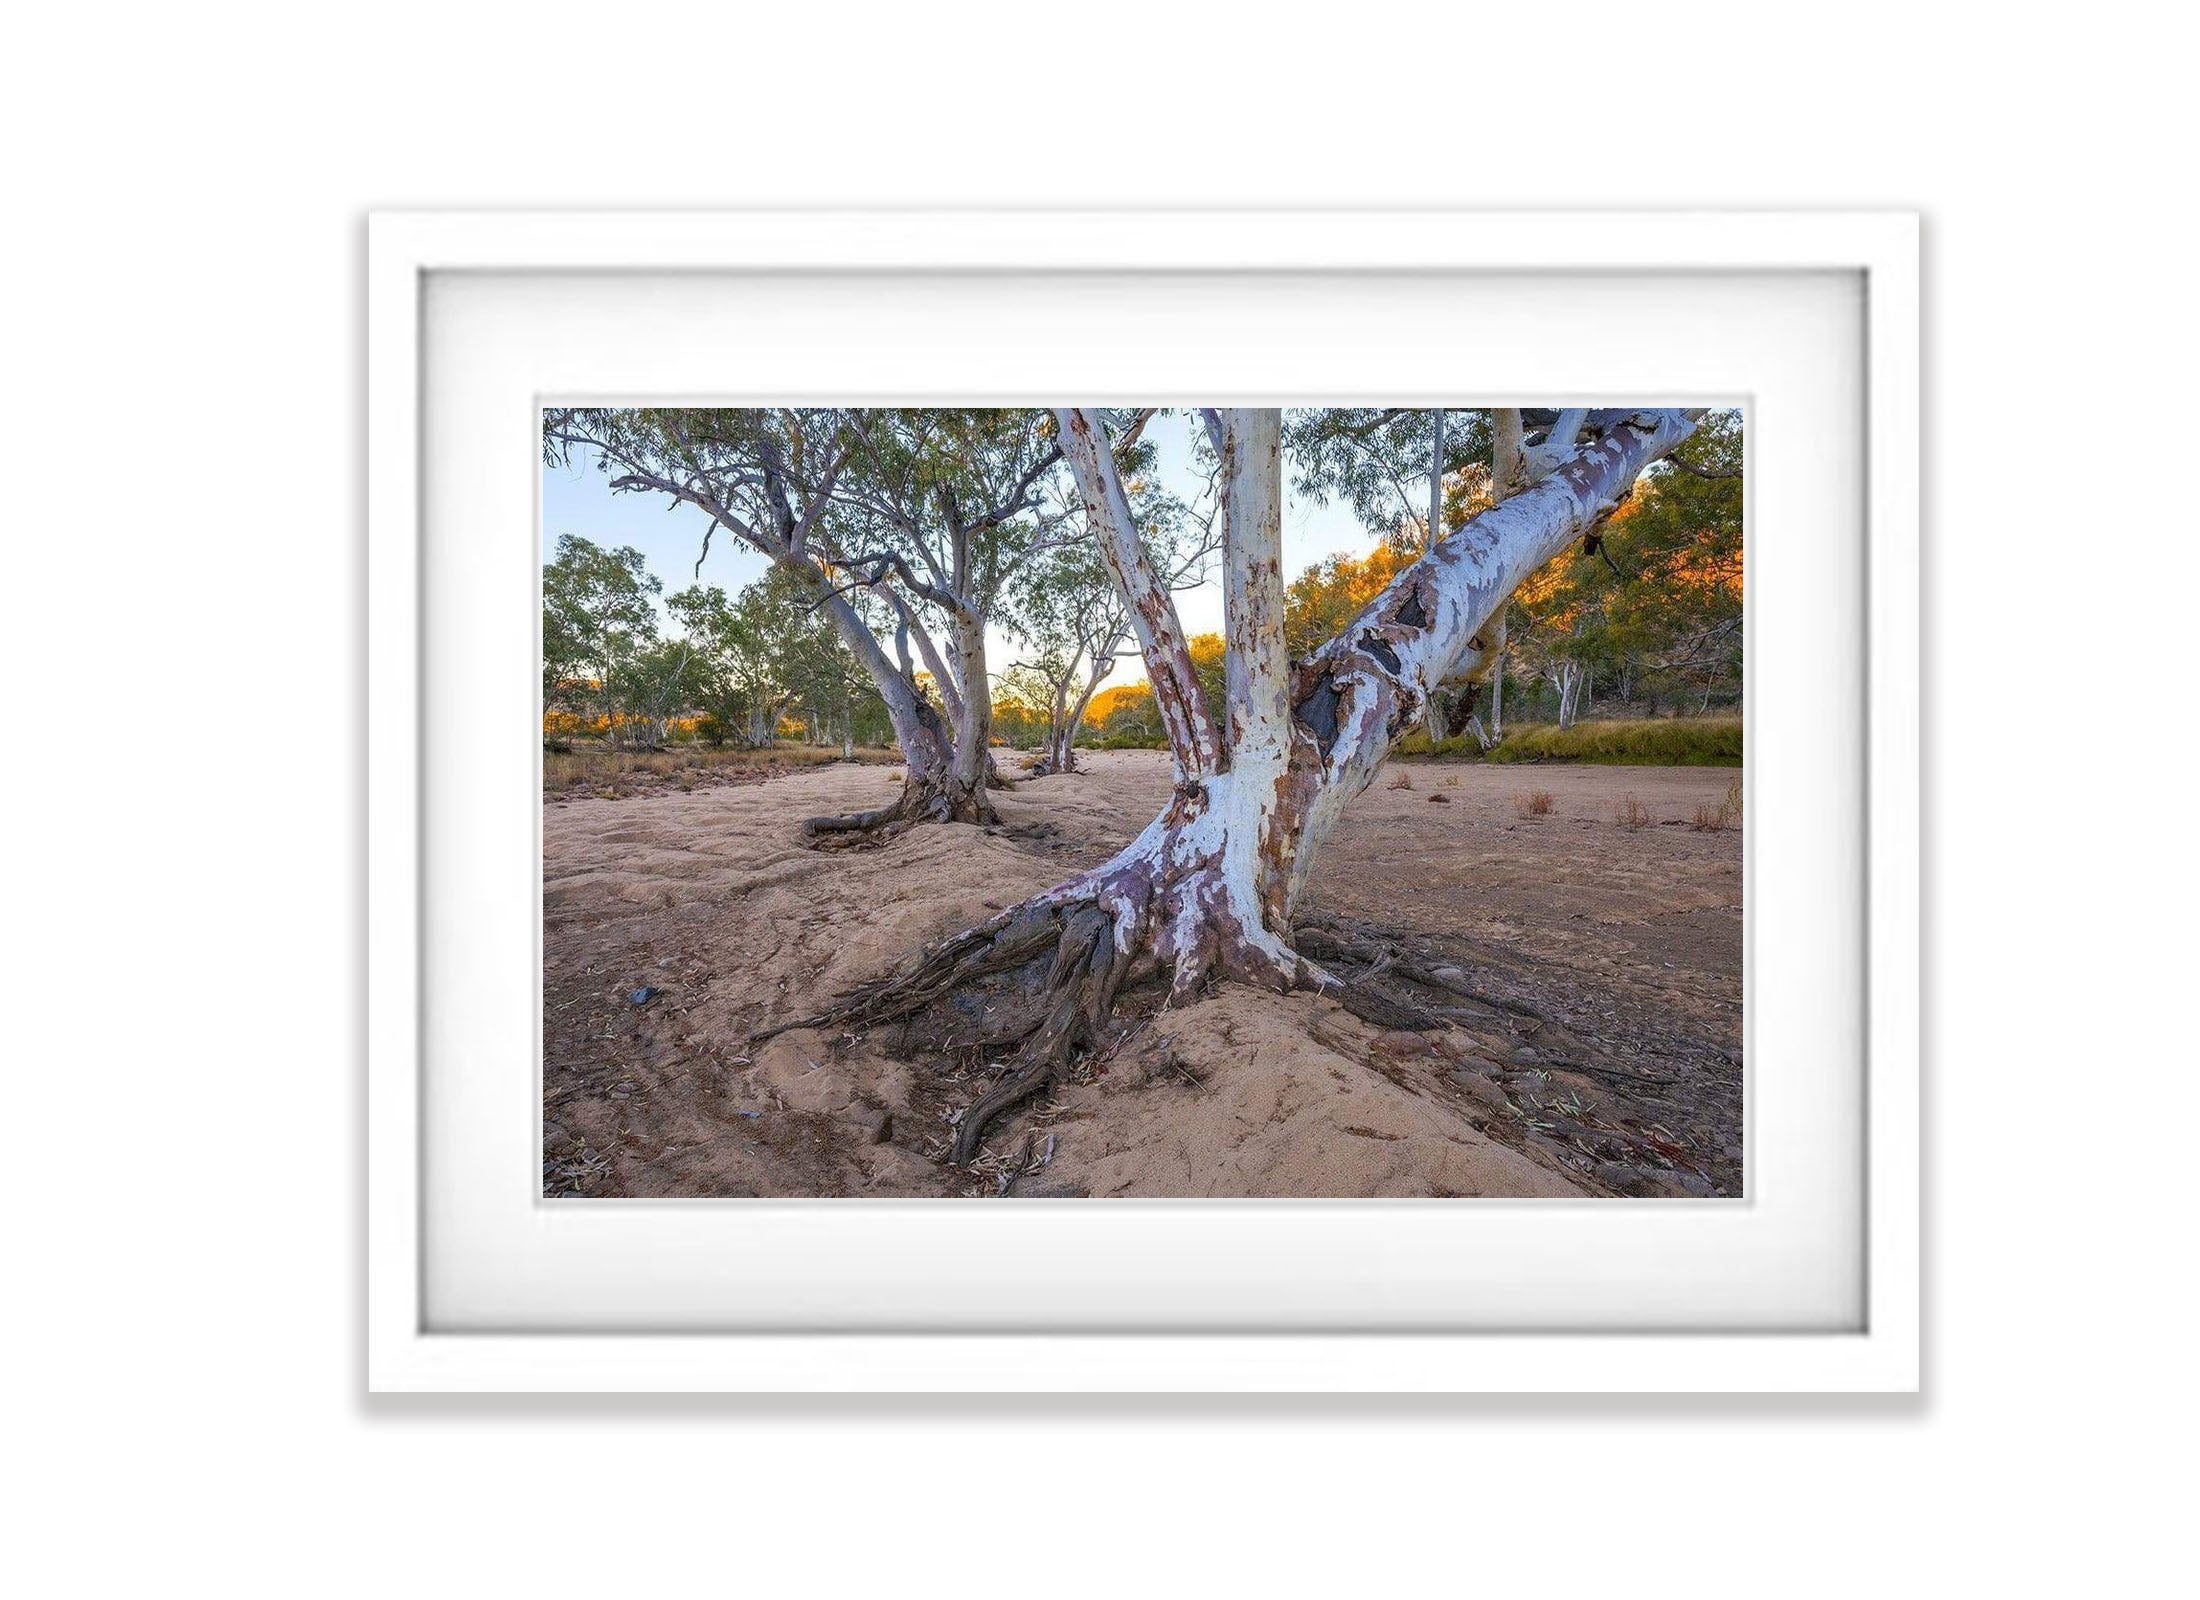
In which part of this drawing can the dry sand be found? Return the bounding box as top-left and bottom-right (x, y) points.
(544, 749), (1743, 1199)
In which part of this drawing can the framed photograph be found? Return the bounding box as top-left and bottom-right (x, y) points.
(368, 210), (1917, 1391)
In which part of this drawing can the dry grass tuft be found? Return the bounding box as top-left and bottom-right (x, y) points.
(1514, 790), (1556, 818)
(1389, 769), (1413, 790)
(1692, 780), (1744, 832)
(1616, 793), (1654, 830)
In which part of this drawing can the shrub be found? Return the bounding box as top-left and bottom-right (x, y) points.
(1514, 790), (1555, 818)
(1484, 718), (1742, 767)
(1616, 793), (1653, 830)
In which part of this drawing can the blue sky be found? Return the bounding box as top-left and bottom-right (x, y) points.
(541, 411), (1394, 683)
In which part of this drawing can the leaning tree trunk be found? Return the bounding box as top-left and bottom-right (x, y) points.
(798, 583), (972, 843)
(775, 407), (1702, 1157)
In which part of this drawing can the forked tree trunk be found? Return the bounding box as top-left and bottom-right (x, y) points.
(1052, 627), (1124, 774)
(779, 407), (1703, 1156)
(801, 583), (992, 841)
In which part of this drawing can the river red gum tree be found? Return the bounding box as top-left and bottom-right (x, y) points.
(546, 408), (1102, 839)
(785, 404), (1706, 1160)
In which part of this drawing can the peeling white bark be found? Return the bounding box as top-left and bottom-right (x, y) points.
(1219, 409), (1291, 772)
(1054, 407), (1222, 786)
(1281, 408), (1701, 903)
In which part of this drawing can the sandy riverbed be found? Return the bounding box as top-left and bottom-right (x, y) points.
(544, 749), (1743, 1198)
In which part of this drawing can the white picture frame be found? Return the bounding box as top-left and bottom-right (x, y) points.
(368, 210), (1918, 1392)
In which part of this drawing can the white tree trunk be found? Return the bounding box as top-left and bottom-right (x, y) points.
(1047, 407), (1697, 980)
(1555, 662), (1583, 730)
(1277, 409), (1699, 904)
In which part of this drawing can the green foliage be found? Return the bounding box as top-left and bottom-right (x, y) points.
(543, 533), (664, 734)
(1507, 410), (1744, 717)
(828, 407), (1067, 626)
(1402, 718), (1745, 766)
(1283, 408), (1495, 547)
(667, 567), (887, 748)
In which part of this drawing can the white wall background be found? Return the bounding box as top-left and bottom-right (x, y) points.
(3, 4), (2185, 1595)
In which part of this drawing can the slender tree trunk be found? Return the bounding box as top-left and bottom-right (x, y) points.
(1056, 626), (1122, 775)
(1425, 407), (1446, 550)
(1040, 670), (1076, 774)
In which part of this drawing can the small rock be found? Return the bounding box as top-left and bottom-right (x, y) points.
(852, 1106), (893, 1145)
(1509, 1045), (1542, 1065)
(1670, 1171), (1718, 1198)
(1426, 792), (1450, 804)
(1012, 1180), (1091, 1199)
(1372, 1030), (1435, 1057)
(1429, 965), (1466, 983)
(628, 986), (662, 1006)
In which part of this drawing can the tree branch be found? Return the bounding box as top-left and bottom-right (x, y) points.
(1053, 406), (1221, 784)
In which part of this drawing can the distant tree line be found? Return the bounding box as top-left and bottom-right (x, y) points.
(543, 534), (895, 754)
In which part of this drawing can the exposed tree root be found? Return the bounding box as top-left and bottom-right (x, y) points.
(1335, 982), (1444, 1031)
(1293, 917), (1555, 1028)
(757, 780), (1346, 1164)
(800, 772), (997, 848)
(754, 888), (1134, 1161)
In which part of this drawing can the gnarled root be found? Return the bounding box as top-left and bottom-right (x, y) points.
(948, 904), (1127, 1163)
(800, 771), (994, 848)
(754, 890), (1131, 1164)
(761, 797), (1341, 1164)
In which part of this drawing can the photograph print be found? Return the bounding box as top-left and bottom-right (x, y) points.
(541, 406), (1743, 1199)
